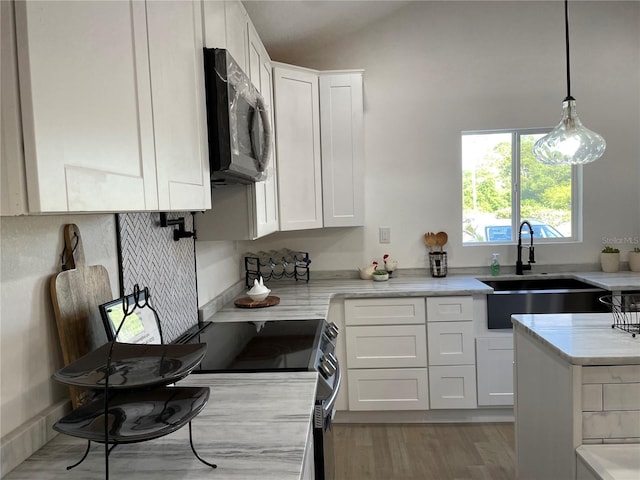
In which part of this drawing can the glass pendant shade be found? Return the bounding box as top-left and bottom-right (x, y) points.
(533, 98), (606, 165)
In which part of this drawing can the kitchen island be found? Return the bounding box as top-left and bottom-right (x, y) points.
(512, 313), (640, 480)
(2, 372), (318, 480)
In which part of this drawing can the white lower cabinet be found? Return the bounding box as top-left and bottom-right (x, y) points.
(344, 298), (428, 412)
(345, 297), (426, 326)
(427, 321), (475, 366)
(429, 365), (477, 409)
(301, 421), (315, 480)
(576, 456), (599, 480)
(348, 368), (429, 411)
(476, 336), (514, 406)
(426, 296), (477, 410)
(346, 325), (427, 369)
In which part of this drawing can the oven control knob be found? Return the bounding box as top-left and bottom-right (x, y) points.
(326, 322), (340, 339)
(326, 352), (338, 367)
(319, 355), (336, 378)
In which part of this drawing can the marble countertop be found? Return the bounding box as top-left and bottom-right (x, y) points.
(4, 372), (318, 480)
(204, 271), (639, 324)
(577, 444), (640, 480)
(572, 271), (640, 291)
(206, 275), (493, 323)
(512, 313), (640, 365)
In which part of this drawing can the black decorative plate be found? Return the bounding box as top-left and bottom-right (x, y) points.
(53, 342), (207, 389)
(53, 387), (210, 443)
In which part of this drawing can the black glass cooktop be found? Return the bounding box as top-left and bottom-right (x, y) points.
(186, 319), (325, 373)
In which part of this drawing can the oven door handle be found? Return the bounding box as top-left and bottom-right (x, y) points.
(322, 360), (342, 414)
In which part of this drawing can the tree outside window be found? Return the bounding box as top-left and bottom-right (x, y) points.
(462, 129), (576, 244)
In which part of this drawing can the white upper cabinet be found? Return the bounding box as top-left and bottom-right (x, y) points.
(223, 0), (249, 71)
(255, 53), (279, 237)
(273, 64), (323, 231)
(247, 22), (263, 91)
(9, 0), (210, 214)
(146, 0), (211, 211)
(273, 64), (365, 231)
(197, 0), (278, 240)
(320, 72), (364, 227)
(1, 0), (27, 215)
(15, 0), (157, 213)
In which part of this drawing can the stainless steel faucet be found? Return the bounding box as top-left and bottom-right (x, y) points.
(516, 221), (536, 275)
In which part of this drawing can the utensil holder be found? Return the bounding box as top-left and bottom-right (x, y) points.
(429, 252), (447, 277)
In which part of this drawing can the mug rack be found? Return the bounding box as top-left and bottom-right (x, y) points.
(244, 249), (311, 287)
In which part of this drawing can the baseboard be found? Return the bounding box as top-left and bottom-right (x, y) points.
(334, 407), (514, 424)
(0, 399), (70, 478)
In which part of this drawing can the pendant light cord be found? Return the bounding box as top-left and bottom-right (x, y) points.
(564, 0), (573, 101)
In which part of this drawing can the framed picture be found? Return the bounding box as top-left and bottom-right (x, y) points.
(99, 289), (162, 344)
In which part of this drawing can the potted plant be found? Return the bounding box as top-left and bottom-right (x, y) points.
(629, 247), (640, 272)
(372, 270), (389, 282)
(600, 246), (620, 273)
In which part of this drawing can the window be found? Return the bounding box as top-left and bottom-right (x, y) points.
(462, 129), (579, 244)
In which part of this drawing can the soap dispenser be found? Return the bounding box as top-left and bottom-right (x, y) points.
(490, 253), (501, 276)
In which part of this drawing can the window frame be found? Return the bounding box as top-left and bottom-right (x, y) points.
(462, 127), (582, 246)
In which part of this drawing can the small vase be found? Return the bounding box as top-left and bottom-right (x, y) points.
(600, 252), (620, 273)
(629, 252), (640, 272)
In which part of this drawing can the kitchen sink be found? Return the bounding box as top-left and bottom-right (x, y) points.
(481, 277), (610, 329)
(482, 277), (600, 292)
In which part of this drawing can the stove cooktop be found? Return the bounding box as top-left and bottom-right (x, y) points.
(187, 319), (325, 373)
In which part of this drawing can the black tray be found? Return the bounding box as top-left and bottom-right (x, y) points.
(53, 342), (207, 389)
(53, 386), (210, 443)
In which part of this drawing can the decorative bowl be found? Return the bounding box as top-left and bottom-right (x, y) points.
(247, 290), (270, 302)
(372, 272), (389, 282)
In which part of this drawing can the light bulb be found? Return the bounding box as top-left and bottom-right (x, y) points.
(533, 98), (606, 165)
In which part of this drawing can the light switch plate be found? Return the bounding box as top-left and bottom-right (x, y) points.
(379, 227), (391, 244)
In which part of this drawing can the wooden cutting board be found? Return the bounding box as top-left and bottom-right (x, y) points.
(50, 224), (114, 407)
(234, 296), (280, 308)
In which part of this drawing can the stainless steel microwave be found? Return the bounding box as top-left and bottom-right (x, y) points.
(203, 48), (272, 185)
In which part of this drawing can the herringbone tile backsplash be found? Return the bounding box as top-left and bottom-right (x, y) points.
(117, 212), (197, 342)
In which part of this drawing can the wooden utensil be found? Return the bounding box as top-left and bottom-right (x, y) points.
(424, 232), (436, 252)
(50, 224), (114, 407)
(435, 231), (448, 252)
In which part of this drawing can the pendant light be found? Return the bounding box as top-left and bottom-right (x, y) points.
(533, 0), (606, 165)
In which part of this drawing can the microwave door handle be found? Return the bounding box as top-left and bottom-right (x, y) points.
(254, 94), (272, 173)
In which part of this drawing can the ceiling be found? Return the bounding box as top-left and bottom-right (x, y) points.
(242, 0), (411, 62)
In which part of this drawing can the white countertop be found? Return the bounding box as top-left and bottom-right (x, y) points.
(207, 275), (492, 323)
(577, 444), (640, 480)
(4, 372), (318, 480)
(204, 271), (639, 324)
(512, 313), (640, 365)
(574, 271), (640, 291)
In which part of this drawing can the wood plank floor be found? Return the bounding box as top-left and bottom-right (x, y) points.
(333, 423), (515, 480)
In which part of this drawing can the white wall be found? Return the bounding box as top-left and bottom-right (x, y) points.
(245, 1), (640, 271)
(195, 240), (243, 306)
(0, 215), (119, 437)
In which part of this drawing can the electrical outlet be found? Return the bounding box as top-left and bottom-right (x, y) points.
(379, 227), (391, 244)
